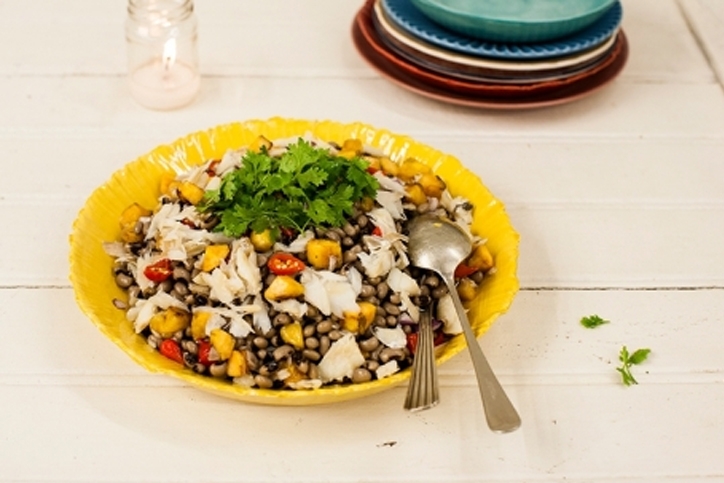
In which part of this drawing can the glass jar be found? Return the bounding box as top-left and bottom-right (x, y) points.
(126, 0), (200, 110)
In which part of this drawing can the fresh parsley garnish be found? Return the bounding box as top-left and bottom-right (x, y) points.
(580, 314), (609, 329)
(616, 346), (651, 386)
(201, 139), (379, 238)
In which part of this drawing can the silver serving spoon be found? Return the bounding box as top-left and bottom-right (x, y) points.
(407, 214), (521, 433)
(404, 305), (440, 412)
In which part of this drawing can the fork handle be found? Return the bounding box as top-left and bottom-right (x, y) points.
(404, 309), (440, 411)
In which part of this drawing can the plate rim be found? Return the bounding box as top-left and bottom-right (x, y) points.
(381, 0), (623, 59)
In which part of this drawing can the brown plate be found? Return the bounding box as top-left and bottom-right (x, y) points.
(353, 0), (628, 108)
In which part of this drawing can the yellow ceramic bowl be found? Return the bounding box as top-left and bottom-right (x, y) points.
(69, 118), (519, 406)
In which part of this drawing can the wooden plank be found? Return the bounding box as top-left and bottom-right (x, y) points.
(0, 382), (722, 481)
(4, 289), (723, 381)
(0, 78), (723, 141)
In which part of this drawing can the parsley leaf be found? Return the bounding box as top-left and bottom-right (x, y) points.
(616, 346), (651, 386)
(200, 138), (379, 238)
(580, 314), (610, 329)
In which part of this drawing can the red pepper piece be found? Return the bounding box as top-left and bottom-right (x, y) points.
(454, 262), (479, 279)
(180, 218), (197, 229)
(159, 339), (183, 364)
(433, 330), (447, 347)
(406, 332), (418, 354)
(371, 226), (383, 237)
(407, 330), (447, 354)
(143, 258), (173, 283)
(197, 339), (212, 366)
(267, 252), (306, 276)
(280, 226), (297, 240)
(205, 159), (221, 176)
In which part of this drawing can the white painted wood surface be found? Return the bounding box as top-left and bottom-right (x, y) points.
(1, 0), (723, 481)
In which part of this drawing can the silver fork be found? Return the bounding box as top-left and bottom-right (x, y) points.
(404, 307), (440, 411)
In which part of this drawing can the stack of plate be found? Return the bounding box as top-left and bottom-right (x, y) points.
(351, 0), (629, 109)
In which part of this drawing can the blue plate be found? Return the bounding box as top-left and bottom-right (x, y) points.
(409, 0), (617, 43)
(380, 0), (623, 60)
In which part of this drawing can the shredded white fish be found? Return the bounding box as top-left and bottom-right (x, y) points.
(437, 293), (463, 335)
(215, 149), (244, 177)
(301, 269), (358, 318)
(375, 360), (400, 379)
(346, 266), (363, 297)
(216, 306), (257, 338)
(300, 269), (330, 315)
(273, 230), (315, 253)
(271, 299), (308, 319)
(146, 203), (230, 261)
(367, 207), (397, 237)
(373, 326), (407, 349)
(386, 267), (421, 296)
(375, 190), (405, 220)
(357, 236), (396, 278)
(400, 292), (420, 323)
(251, 294), (272, 334)
(317, 333), (365, 383)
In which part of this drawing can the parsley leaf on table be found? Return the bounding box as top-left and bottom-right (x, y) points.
(580, 314), (610, 329)
(616, 346), (651, 386)
(200, 139), (379, 239)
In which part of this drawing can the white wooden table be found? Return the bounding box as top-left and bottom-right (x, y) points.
(2, 1), (723, 481)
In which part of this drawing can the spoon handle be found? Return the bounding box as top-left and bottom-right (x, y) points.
(442, 274), (521, 433)
(404, 308), (440, 412)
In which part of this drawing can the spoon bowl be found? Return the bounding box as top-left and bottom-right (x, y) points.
(407, 214), (474, 275)
(407, 214), (521, 433)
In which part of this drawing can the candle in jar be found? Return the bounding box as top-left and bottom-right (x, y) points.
(129, 38), (200, 110)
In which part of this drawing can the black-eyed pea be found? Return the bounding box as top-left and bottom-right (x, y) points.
(254, 374), (274, 389)
(352, 368), (372, 383)
(302, 349), (321, 362)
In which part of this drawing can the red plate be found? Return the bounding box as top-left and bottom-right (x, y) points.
(352, 0), (628, 108)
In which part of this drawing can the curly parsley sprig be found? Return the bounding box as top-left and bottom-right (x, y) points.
(200, 139), (379, 239)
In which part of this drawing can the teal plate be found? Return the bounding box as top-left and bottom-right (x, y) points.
(381, 0), (622, 59)
(410, 0), (617, 43)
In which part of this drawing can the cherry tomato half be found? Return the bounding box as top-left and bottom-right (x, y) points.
(159, 339), (183, 364)
(267, 253), (306, 276)
(143, 258), (173, 283)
